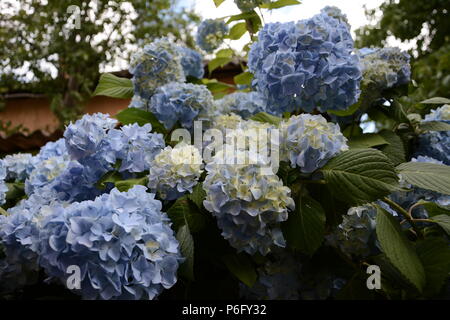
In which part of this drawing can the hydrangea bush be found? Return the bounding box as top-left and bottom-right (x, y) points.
(1, 0), (449, 301)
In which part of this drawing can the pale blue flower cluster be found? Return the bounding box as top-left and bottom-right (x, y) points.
(280, 114), (348, 173)
(215, 91), (268, 119)
(320, 6), (350, 28)
(37, 186), (183, 300)
(149, 82), (215, 130)
(358, 47), (411, 89)
(248, 12), (362, 114)
(326, 204), (377, 258)
(2, 153), (36, 181)
(203, 149), (295, 255)
(178, 46), (205, 79)
(25, 155), (69, 195)
(108, 124), (165, 173)
(415, 105), (450, 165)
(0, 160), (7, 206)
(148, 143), (203, 200)
(130, 38), (186, 100)
(196, 19), (229, 53)
(234, 0), (270, 11)
(36, 138), (67, 160)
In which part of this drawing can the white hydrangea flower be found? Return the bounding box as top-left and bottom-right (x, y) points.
(148, 143), (203, 200)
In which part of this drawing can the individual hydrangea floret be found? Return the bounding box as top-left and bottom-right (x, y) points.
(25, 155), (69, 196)
(415, 105), (450, 165)
(358, 47), (411, 89)
(203, 148), (295, 255)
(320, 6), (350, 28)
(280, 114), (348, 173)
(178, 46), (205, 79)
(37, 186), (183, 300)
(326, 204), (377, 258)
(196, 19), (228, 53)
(2, 153), (36, 181)
(108, 123), (165, 173)
(129, 38), (186, 99)
(215, 91), (268, 119)
(234, 0), (270, 12)
(149, 82), (215, 130)
(148, 143), (203, 200)
(248, 12), (361, 114)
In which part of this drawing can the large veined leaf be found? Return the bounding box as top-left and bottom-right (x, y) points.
(167, 196), (206, 233)
(282, 196), (326, 255)
(222, 253), (257, 288)
(208, 57), (233, 73)
(260, 0), (301, 10)
(321, 149), (400, 205)
(348, 133), (389, 149)
(188, 183), (206, 209)
(396, 162), (450, 195)
(431, 215), (450, 235)
(228, 22), (247, 40)
(419, 121), (450, 132)
(177, 224), (195, 281)
(93, 73), (133, 99)
(115, 108), (167, 135)
(377, 130), (406, 166)
(250, 112), (282, 125)
(420, 97), (450, 104)
(416, 238), (450, 297)
(376, 207), (426, 292)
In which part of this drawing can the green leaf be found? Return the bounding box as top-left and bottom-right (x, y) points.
(167, 197), (205, 233)
(208, 57), (233, 73)
(326, 101), (360, 117)
(377, 130), (406, 166)
(282, 196), (326, 255)
(321, 149), (400, 205)
(396, 162), (450, 195)
(93, 73), (133, 99)
(431, 215), (450, 235)
(222, 253), (257, 288)
(420, 97), (450, 104)
(201, 78), (235, 93)
(115, 108), (167, 134)
(188, 183), (206, 209)
(177, 224), (195, 281)
(114, 177), (148, 192)
(228, 22), (247, 40)
(213, 0), (226, 7)
(416, 237), (450, 297)
(233, 71), (253, 86)
(348, 133), (389, 149)
(419, 121), (450, 132)
(416, 200), (449, 217)
(5, 182), (25, 203)
(226, 11), (259, 24)
(376, 206), (426, 292)
(250, 112), (282, 125)
(216, 48), (234, 58)
(260, 0), (301, 10)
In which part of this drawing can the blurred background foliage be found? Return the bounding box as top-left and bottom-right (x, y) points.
(0, 0), (199, 125)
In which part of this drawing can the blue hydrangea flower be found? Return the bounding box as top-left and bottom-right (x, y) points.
(203, 148), (295, 255)
(358, 47), (411, 89)
(248, 13), (362, 114)
(196, 19), (229, 53)
(280, 114), (348, 173)
(107, 124), (165, 173)
(2, 153), (36, 181)
(149, 82), (215, 130)
(234, 0), (270, 11)
(37, 186), (183, 300)
(215, 91), (268, 119)
(326, 204), (378, 258)
(178, 46), (204, 79)
(148, 143), (203, 200)
(25, 155), (70, 196)
(36, 138), (68, 161)
(415, 105), (450, 165)
(0, 160), (7, 206)
(128, 94), (149, 111)
(130, 38), (186, 100)
(320, 6), (350, 28)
